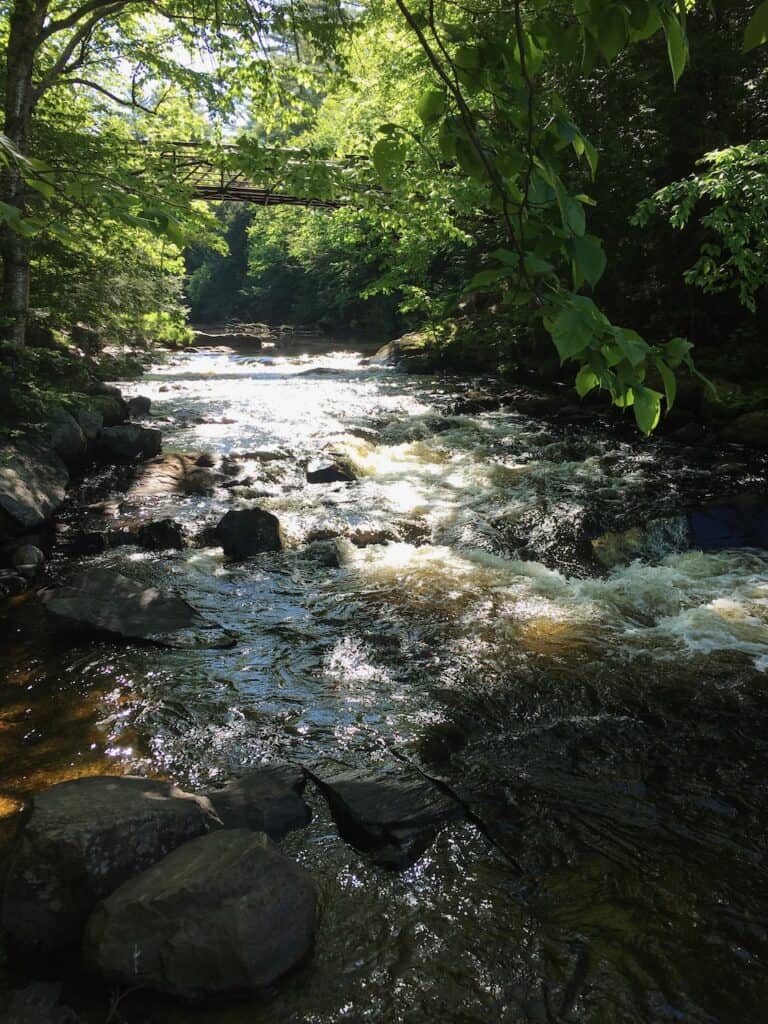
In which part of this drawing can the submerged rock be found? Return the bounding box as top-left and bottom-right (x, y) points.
(0, 445), (69, 534)
(316, 765), (465, 869)
(209, 507), (283, 558)
(134, 518), (186, 551)
(9, 543), (45, 576)
(84, 829), (317, 999)
(96, 424), (162, 464)
(205, 764), (311, 840)
(40, 567), (229, 646)
(1, 776), (216, 954)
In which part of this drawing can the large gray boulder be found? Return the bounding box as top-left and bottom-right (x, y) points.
(97, 425), (161, 464)
(209, 507), (283, 558)
(204, 764), (311, 839)
(40, 567), (231, 647)
(84, 829), (317, 999)
(316, 765), (465, 869)
(1, 776), (217, 954)
(48, 408), (87, 469)
(0, 445), (69, 534)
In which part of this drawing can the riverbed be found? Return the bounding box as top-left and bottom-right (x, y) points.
(2, 341), (768, 1022)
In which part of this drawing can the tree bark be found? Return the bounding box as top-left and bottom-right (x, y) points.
(1, 0), (46, 346)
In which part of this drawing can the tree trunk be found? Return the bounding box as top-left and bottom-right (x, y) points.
(1, 0), (45, 346)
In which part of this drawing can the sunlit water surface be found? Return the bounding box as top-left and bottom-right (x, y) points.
(1, 342), (768, 1023)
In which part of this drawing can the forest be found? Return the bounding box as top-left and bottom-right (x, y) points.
(0, 0), (768, 1022)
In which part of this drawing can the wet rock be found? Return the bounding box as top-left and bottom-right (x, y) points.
(591, 516), (691, 569)
(689, 494), (768, 550)
(127, 394), (151, 418)
(88, 394), (126, 427)
(300, 539), (340, 567)
(210, 508), (283, 558)
(0, 568), (29, 597)
(40, 567), (219, 645)
(73, 405), (103, 442)
(670, 421), (707, 444)
(1, 776), (217, 954)
(195, 451), (217, 468)
(134, 518), (186, 551)
(205, 764), (311, 839)
(9, 544), (44, 576)
(306, 462), (355, 484)
(316, 765), (465, 869)
(127, 454), (218, 500)
(449, 390), (516, 416)
(1, 983), (82, 1024)
(349, 526), (398, 547)
(48, 408), (87, 469)
(0, 445), (69, 534)
(83, 829), (317, 999)
(96, 424), (162, 464)
(720, 410), (768, 449)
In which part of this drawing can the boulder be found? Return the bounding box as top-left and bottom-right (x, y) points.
(134, 518), (186, 551)
(10, 544), (44, 576)
(316, 765), (464, 869)
(48, 408), (87, 469)
(40, 567), (228, 646)
(1, 776), (217, 954)
(72, 322), (102, 356)
(720, 410), (768, 449)
(306, 462), (355, 484)
(0, 445), (69, 534)
(1, 983), (82, 1024)
(84, 829), (317, 999)
(127, 395), (152, 418)
(127, 454), (218, 500)
(73, 405), (103, 442)
(88, 394), (126, 427)
(97, 425), (162, 464)
(210, 508), (283, 558)
(205, 765), (311, 840)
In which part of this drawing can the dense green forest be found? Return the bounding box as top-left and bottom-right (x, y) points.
(2, 0), (768, 431)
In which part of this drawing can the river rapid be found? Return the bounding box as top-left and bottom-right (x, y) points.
(2, 340), (768, 1023)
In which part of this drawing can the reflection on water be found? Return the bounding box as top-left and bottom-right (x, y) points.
(1, 343), (768, 1022)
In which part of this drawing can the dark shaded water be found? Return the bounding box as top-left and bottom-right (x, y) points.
(1, 342), (768, 1022)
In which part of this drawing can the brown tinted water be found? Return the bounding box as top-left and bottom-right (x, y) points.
(2, 343), (768, 1023)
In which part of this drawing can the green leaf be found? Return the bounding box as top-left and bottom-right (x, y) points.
(611, 327), (649, 367)
(583, 138), (599, 179)
(575, 365), (599, 397)
(662, 13), (687, 86)
(455, 137), (487, 181)
(744, 0), (768, 50)
(25, 176), (55, 199)
(654, 357), (677, 411)
(372, 138), (404, 180)
(416, 89), (446, 126)
(596, 7), (627, 62)
(632, 385), (663, 434)
(467, 268), (504, 289)
(572, 234), (607, 288)
(550, 308), (596, 362)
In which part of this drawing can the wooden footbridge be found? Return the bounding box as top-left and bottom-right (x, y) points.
(161, 141), (348, 209)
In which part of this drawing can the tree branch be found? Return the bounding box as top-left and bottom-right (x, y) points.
(57, 76), (158, 113)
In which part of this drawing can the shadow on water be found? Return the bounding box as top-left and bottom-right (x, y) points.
(2, 342), (768, 1022)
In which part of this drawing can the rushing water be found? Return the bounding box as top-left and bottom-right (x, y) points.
(2, 341), (768, 1023)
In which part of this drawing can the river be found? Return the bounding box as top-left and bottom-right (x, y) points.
(1, 339), (768, 1022)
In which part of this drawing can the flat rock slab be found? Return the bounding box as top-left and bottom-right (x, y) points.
(41, 567), (234, 647)
(1, 776), (217, 953)
(0, 445), (69, 532)
(317, 765), (465, 869)
(84, 829), (317, 999)
(127, 454), (220, 500)
(205, 764), (311, 839)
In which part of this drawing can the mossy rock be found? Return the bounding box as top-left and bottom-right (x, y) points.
(89, 395), (126, 427)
